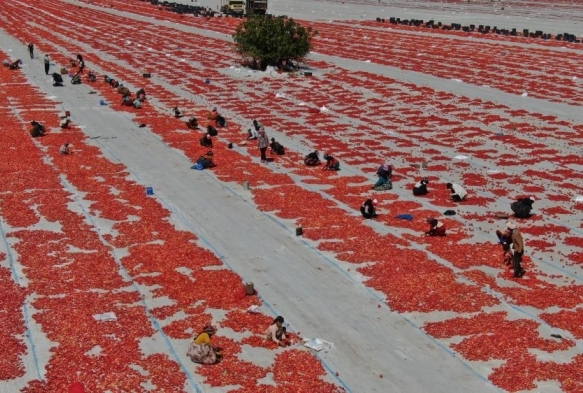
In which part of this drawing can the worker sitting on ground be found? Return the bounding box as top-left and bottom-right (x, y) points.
(247, 128), (258, 140)
(248, 120), (262, 140)
(118, 86), (131, 96)
(361, 198), (378, 219)
(30, 121), (46, 138)
(425, 218), (446, 236)
(136, 88), (146, 101)
(121, 95), (133, 106)
(173, 107), (183, 118)
(5, 59), (22, 69)
(304, 150), (321, 166)
(322, 153), (340, 171)
(511, 197), (535, 218)
(71, 73), (82, 85)
(52, 72), (64, 87)
(270, 138), (285, 155)
(60, 118), (71, 129)
(216, 114), (226, 128)
(196, 151), (215, 169)
(413, 177), (429, 196)
(87, 71), (97, 82)
(59, 143), (71, 155)
(373, 164), (393, 190)
(207, 107), (219, 126)
(187, 325), (223, 364)
(207, 124), (218, 137)
(200, 134), (213, 148)
(186, 117), (198, 129)
(496, 228), (513, 266)
(265, 316), (290, 347)
(446, 182), (467, 202)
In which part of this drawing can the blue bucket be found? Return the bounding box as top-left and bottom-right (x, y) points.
(146, 187), (154, 195)
(99, 99), (108, 106)
(196, 163), (204, 170)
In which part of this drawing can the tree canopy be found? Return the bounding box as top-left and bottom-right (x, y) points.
(232, 16), (317, 70)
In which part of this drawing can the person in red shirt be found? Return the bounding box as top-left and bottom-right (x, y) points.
(425, 218), (446, 236)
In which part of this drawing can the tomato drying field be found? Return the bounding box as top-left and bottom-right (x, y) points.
(1, 0), (583, 392)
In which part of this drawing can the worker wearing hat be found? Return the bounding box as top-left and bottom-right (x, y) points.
(506, 221), (525, 278)
(361, 198), (378, 219)
(187, 325), (223, 364)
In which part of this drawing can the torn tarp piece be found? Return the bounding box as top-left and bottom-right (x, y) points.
(396, 214), (414, 221)
(303, 338), (333, 352)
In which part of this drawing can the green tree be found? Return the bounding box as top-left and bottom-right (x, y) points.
(232, 16), (317, 70)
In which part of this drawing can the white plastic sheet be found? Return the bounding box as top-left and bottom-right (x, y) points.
(453, 155), (469, 160)
(303, 338), (333, 352)
(93, 312), (117, 322)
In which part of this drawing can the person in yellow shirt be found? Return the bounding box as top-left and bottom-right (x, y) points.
(187, 325), (222, 364)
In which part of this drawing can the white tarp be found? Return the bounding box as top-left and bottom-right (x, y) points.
(92, 312), (117, 322)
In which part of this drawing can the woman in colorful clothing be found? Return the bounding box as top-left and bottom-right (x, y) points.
(187, 325), (222, 364)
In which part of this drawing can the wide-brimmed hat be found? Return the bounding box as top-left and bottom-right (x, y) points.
(203, 325), (216, 333)
(506, 221), (517, 230)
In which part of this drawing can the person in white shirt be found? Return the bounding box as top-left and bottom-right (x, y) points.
(265, 316), (289, 347)
(59, 143), (70, 155)
(60, 118), (70, 129)
(446, 182), (467, 202)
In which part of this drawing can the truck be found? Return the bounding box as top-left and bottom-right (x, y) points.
(220, 0), (267, 16)
(220, 0), (245, 16)
(245, 0), (267, 15)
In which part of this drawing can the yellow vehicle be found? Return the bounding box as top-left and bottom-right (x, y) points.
(220, 0), (244, 16)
